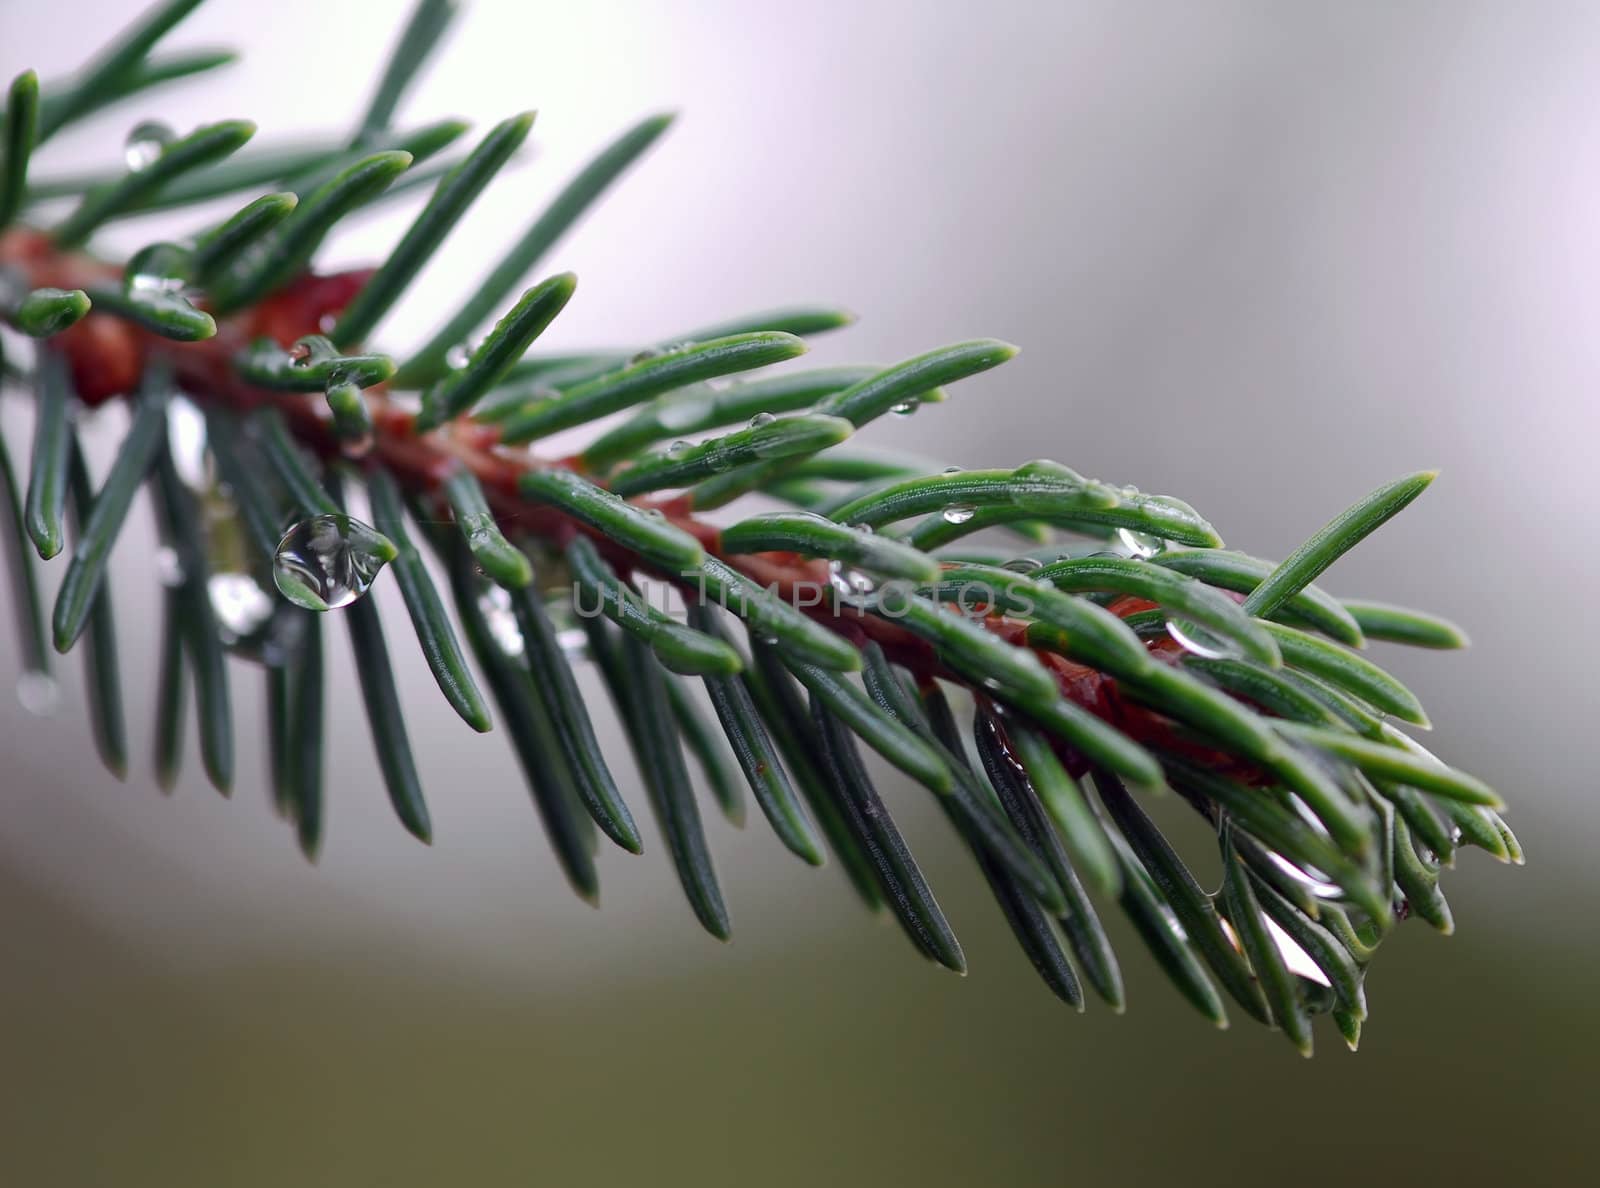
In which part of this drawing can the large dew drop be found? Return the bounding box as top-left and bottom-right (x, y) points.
(272, 515), (394, 611)
(1116, 527), (1164, 559)
(123, 120), (175, 172)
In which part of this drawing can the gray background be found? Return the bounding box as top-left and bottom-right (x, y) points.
(1, 1), (1594, 1183)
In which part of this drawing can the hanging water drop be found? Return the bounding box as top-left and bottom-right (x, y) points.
(1165, 618), (1242, 660)
(942, 503), (976, 525)
(272, 514), (394, 610)
(208, 572), (277, 641)
(445, 343), (471, 369)
(16, 671), (59, 717)
(748, 412), (776, 429)
(1116, 527), (1163, 559)
(287, 341), (314, 367)
(123, 120), (174, 172)
(890, 398), (919, 417)
(667, 440), (692, 459)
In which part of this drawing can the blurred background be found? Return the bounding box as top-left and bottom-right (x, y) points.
(1, 0), (1596, 1182)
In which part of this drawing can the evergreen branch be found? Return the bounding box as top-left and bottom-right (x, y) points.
(0, 0), (1523, 1054)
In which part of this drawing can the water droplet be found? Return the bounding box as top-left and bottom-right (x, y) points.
(208, 572), (276, 640)
(1266, 915), (1332, 986)
(287, 341), (314, 367)
(125, 242), (191, 295)
(942, 503), (976, 525)
(941, 466), (962, 476)
(1265, 852), (1344, 900)
(748, 412), (776, 429)
(1119, 484), (1140, 499)
(272, 515), (392, 610)
(828, 559), (878, 605)
(706, 448), (734, 473)
(1116, 527), (1163, 559)
(478, 585), (524, 656)
(156, 546), (185, 587)
(123, 120), (174, 172)
(1165, 619), (1241, 660)
(129, 272), (187, 295)
(445, 343), (471, 370)
(165, 396), (210, 490)
(642, 508), (666, 520)
(667, 440), (692, 459)
(629, 346), (662, 364)
(890, 399), (919, 416)
(16, 671), (59, 716)
(1002, 556), (1044, 573)
(1219, 915), (1331, 987)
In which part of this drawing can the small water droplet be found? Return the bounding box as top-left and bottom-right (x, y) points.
(748, 412), (776, 429)
(287, 341), (314, 367)
(1165, 618), (1241, 660)
(629, 346), (662, 365)
(165, 396), (210, 490)
(272, 515), (392, 610)
(128, 272), (187, 295)
(890, 399), (919, 417)
(1116, 527), (1163, 559)
(828, 559), (878, 605)
(156, 546), (185, 587)
(667, 440), (692, 459)
(1002, 556), (1044, 573)
(123, 120), (174, 172)
(125, 242), (191, 296)
(445, 343), (471, 370)
(478, 585), (524, 656)
(209, 572), (276, 640)
(942, 466), (962, 476)
(942, 503), (976, 525)
(642, 508), (666, 520)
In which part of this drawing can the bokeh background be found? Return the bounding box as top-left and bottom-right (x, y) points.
(2, 0), (1596, 1183)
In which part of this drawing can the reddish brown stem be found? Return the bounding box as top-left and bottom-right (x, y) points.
(3, 228), (1222, 771)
